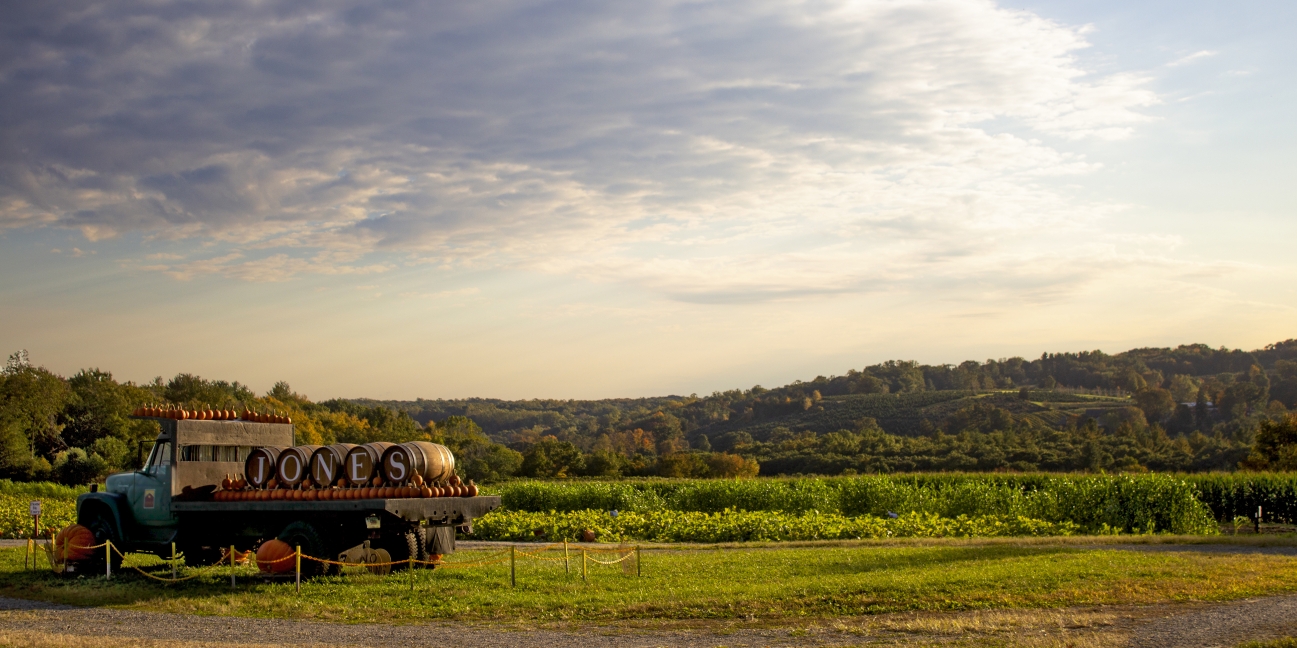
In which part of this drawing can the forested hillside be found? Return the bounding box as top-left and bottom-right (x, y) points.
(2, 340), (1296, 484)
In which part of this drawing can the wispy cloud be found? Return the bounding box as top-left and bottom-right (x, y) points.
(0, 0), (1161, 304)
(1168, 50), (1218, 67)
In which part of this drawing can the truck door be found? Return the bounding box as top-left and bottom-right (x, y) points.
(131, 436), (176, 534)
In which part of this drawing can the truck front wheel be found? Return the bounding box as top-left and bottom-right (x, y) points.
(78, 505), (123, 573)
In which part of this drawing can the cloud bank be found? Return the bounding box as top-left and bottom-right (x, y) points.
(0, 0), (1161, 300)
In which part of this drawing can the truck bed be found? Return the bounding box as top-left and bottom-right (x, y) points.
(172, 495), (501, 524)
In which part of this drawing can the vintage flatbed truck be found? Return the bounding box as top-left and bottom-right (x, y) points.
(71, 416), (500, 573)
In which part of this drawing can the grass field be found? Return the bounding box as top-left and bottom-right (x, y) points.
(4, 540), (1297, 625)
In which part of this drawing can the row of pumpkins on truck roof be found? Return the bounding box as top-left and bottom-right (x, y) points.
(133, 404), (292, 423)
(209, 441), (480, 501)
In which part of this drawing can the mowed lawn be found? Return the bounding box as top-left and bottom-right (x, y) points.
(2, 542), (1296, 624)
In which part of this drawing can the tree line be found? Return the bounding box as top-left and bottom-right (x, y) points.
(3, 339), (1297, 484)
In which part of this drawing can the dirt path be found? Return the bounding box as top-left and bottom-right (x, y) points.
(1126, 595), (1297, 647)
(4, 594), (1297, 648)
(0, 596), (859, 648)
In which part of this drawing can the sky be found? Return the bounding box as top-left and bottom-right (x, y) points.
(1, 0), (1294, 400)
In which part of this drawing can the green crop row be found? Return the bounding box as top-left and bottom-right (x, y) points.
(488, 473), (1219, 534)
(0, 492), (76, 539)
(470, 509), (1082, 543)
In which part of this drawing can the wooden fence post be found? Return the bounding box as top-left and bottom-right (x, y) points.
(230, 545), (236, 588)
(510, 545), (516, 588)
(295, 545), (302, 594)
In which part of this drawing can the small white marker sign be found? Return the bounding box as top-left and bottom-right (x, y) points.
(29, 501), (41, 516)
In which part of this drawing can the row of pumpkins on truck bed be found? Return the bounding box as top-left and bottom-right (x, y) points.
(133, 404), (292, 422)
(211, 441), (480, 501)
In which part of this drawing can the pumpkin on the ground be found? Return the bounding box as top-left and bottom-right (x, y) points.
(54, 524), (97, 563)
(256, 539), (296, 573)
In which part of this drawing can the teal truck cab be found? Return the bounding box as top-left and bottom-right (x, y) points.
(71, 417), (500, 574)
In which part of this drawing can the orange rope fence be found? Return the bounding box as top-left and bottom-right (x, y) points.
(41, 538), (642, 588)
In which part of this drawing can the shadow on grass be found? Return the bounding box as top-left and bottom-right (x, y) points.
(806, 544), (1080, 577)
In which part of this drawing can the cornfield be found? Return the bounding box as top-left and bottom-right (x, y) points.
(1186, 473), (1297, 523)
(489, 473), (1219, 535)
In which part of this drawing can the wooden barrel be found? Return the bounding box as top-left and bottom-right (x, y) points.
(245, 447), (285, 488)
(343, 442), (394, 486)
(275, 445), (322, 487)
(309, 443), (356, 487)
(381, 441), (455, 485)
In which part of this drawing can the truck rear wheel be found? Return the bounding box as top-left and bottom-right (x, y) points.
(276, 521), (326, 576)
(177, 544), (223, 567)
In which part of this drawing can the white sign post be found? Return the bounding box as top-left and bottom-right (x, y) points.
(27, 501), (41, 569)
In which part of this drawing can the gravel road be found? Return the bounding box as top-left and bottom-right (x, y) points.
(5, 593), (1297, 647)
(1127, 595), (1297, 648)
(0, 596), (874, 648)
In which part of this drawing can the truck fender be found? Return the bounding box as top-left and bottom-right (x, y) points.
(76, 492), (129, 538)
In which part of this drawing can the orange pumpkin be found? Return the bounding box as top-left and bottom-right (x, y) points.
(256, 539), (296, 574)
(54, 524), (97, 563)
(420, 485), (433, 498)
(466, 481), (479, 497)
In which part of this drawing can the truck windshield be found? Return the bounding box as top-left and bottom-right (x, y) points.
(144, 440), (171, 474)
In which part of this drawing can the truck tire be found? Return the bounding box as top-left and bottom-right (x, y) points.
(413, 527), (427, 562)
(78, 504), (123, 573)
(405, 529), (427, 566)
(276, 521), (326, 576)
